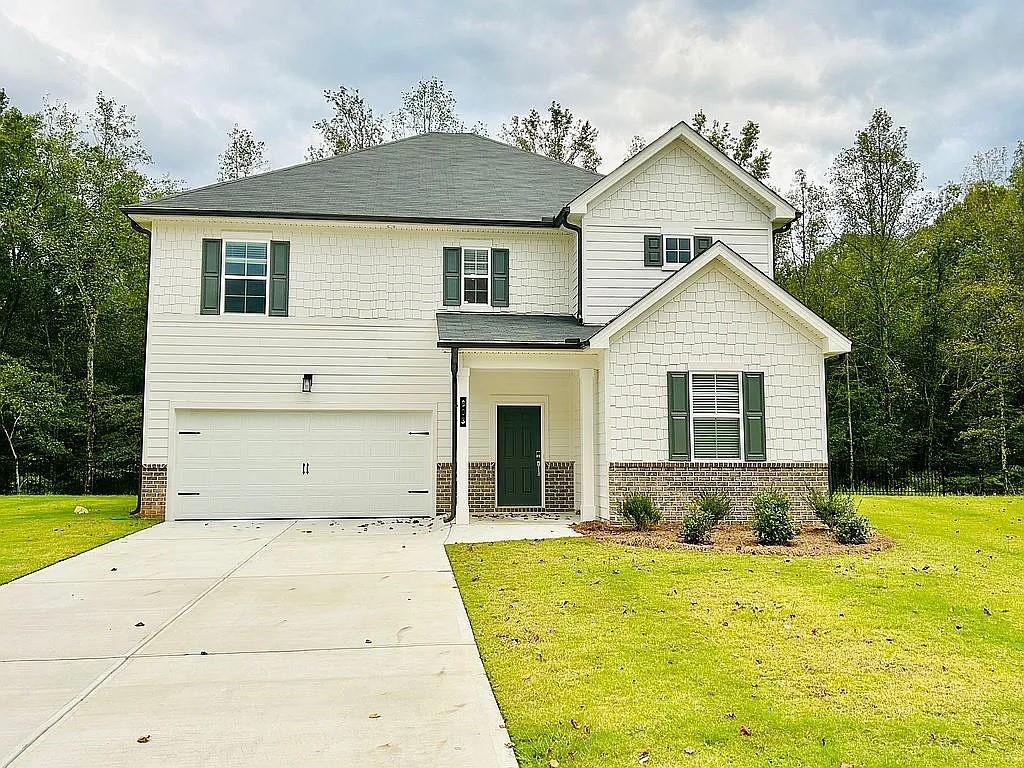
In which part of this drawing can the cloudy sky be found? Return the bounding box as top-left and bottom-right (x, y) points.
(3, 0), (1022, 191)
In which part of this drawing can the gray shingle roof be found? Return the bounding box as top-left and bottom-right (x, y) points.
(436, 312), (603, 348)
(126, 133), (603, 224)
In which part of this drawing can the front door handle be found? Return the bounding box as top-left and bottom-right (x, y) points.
(535, 450), (541, 477)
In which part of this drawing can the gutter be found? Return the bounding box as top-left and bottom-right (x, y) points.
(437, 339), (590, 350)
(120, 206), (562, 230)
(126, 216), (152, 517)
(445, 348), (459, 524)
(556, 207), (584, 324)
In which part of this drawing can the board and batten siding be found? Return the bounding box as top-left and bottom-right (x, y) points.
(603, 265), (828, 463)
(142, 218), (577, 466)
(581, 138), (775, 325)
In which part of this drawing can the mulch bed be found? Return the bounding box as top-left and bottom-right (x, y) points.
(572, 520), (894, 556)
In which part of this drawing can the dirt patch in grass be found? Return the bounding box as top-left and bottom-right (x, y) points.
(572, 520), (894, 556)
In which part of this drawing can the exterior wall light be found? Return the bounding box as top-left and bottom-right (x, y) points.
(301, 373), (314, 393)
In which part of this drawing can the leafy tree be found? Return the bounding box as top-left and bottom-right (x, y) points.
(0, 354), (66, 493)
(217, 124), (267, 181)
(37, 93), (150, 492)
(625, 135), (646, 161)
(501, 101), (601, 171)
(691, 110), (771, 180)
(307, 86), (385, 160)
(391, 76), (464, 138)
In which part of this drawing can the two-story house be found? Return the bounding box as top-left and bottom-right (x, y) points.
(124, 122), (850, 524)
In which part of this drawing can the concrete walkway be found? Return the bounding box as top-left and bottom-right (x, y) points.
(0, 517), (576, 767)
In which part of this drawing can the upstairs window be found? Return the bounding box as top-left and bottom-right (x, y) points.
(690, 372), (742, 460)
(462, 247), (490, 304)
(223, 241), (268, 314)
(665, 236), (692, 265)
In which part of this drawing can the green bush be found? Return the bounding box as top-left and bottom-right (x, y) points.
(751, 489), (798, 545)
(806, 488), (872, 543)
(619, 493), (661, 530)
(831, 511), (873, 544)
(680, 507), (717, 544)
(807, 487), (857, 527)
(692, 489), (732, 522)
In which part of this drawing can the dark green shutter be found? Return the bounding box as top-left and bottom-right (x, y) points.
(742, 372), (766, 461)
(491, 248), (509, 307)
(667, 372), (691, 461)
(443, 247), (461, 306)
(269, 241), (290, 317)
(200, 238), (222, 315)
(694, 235), (713, 257)
(644, 234), (663, 267)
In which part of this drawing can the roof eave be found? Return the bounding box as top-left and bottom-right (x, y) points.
(120, 206), (562, 229)
(437, 340), (590, 350)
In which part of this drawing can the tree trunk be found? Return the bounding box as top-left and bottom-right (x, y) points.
(2, 425), (20, 494)
(84, 309), (97, 495)
(998, 380), (1009, 492)
(846, 353), (854, 487)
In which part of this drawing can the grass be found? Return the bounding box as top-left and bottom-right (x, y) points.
(448, 497), (1024, 767)
(0, 495), (157, 584)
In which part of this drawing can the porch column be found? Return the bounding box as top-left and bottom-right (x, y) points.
(455, 365), (471, 524)
(578, 367), (597, 521)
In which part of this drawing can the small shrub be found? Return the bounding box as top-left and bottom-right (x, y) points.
(831, 512), (873, 544)
(619, 493), (661, 530)
(751, 489), (797, 545)
(807, 488), (857, 527)
(680, 507), (717, 544)
(693, 489), (732, 522)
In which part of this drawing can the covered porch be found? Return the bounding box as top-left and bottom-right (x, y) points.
(436, 313), (602, 525)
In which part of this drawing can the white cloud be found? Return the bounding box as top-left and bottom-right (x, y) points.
(2, 0), (1021, 191)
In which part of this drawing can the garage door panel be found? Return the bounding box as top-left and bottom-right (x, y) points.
(173, 410), (433, 520)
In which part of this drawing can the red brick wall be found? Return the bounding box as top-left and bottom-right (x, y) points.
(140, 464), (167, 519)
(608, 461), (828, 523)
(436, 461), (576, 516)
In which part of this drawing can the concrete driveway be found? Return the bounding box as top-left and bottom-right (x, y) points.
(0, 517), (575, 767)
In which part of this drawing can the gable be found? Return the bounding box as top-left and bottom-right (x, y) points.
(587, 138), (770, 226)
(613, 264), (821, 350)
(587, 243), (851, 356)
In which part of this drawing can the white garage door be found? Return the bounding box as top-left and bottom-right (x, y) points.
(172, 410), (434, 520)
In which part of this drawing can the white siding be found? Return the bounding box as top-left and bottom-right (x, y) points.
(143, 218), (575, 464)
(467, 369), (579, 462)
(581, 138), (775, 325)
(603, 265), (827, 463)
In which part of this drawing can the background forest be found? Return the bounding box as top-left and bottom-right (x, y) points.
(1, 78), (1022, 496)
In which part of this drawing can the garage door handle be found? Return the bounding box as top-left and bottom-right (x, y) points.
(177, 492), (200, 496)
(407, 490), (430, 494)
(408, 431), (430, 436)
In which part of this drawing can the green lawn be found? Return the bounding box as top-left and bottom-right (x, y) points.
(448, 497), (1024, 768)
(0, 495), (157, 584)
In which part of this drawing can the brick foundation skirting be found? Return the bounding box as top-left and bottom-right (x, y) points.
(140, 464), (167, 519)
(609, 461), (828, 524)
(436, 461), (576, 516)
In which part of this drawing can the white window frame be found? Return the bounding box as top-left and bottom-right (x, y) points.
(689, 371), (744, 462)
(663, 235), (693, 270)
(222, 239), (270, 316)
(461, 246), (491, 307)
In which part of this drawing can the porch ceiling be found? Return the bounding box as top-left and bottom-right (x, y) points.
(436, 312), (603, 349)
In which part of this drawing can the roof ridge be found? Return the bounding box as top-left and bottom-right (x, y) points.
(458, 131), (604, 177)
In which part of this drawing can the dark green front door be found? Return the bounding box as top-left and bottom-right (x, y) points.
(497, 405), (542, 507)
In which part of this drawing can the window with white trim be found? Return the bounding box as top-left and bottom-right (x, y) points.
(665, 236), (692, 265)
(690, 372), (742, 459)
(463, 247), (489, 304)
(223, 241), (268, 314)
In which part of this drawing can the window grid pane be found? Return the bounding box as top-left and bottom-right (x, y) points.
(463, 248), (489, 304)
(665, 236), (691, 265)
(692, 417), (742, 459)
(691, 373), (740, 414)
